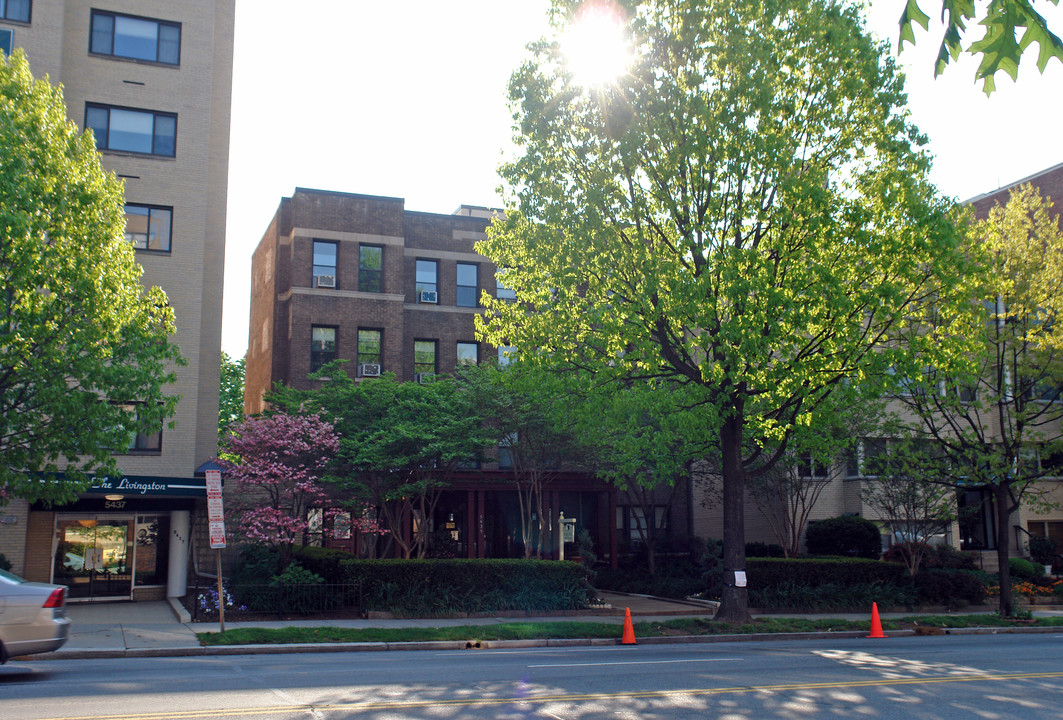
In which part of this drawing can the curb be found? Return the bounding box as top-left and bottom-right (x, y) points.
(31, 625), (1063, 662)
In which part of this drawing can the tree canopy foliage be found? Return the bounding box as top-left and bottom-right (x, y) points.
(221, 411), (341, 561)
(270, 366), (489, 559)
(0, 51), (181, 504)
(478, 0), (978, 621)
(888, 183), (1063, 615)
(899, 0), (1063, 93)
(218, 351), (245, 444)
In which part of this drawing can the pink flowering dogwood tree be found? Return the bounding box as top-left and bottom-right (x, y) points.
(222, 412), (342, 561)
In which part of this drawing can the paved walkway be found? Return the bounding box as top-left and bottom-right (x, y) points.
(29, 594), (1063, 661)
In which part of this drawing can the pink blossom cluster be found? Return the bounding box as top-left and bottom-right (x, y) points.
(222, 413), (343, 547)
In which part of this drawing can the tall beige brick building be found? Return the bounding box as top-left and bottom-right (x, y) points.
(0, 1), (233, 601)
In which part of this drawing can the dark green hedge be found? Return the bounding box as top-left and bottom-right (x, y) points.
(337, 558), (593, 616)
(746, 557), (907, 590)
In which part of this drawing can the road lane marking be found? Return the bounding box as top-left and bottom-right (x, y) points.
(528, 658), (742, 668)
(33, 671), (1063, 720)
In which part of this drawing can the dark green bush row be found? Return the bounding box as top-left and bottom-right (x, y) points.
(592, 566), (707, 599)
(337, 558), (593, 615)
(746, 557), (908, 589)
(750, 582), (916, 611)
(805, 516), (882, 558)
(912, 569), (987, 606)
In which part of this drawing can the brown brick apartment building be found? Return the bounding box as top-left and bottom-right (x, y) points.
(0, 1), (233, 601)
(243, 188), (704, 564)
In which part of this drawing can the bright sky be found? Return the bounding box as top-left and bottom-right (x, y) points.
(221, 1), (1063, 359)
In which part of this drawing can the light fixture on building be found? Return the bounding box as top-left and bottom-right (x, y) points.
(104, 494), (124, 501)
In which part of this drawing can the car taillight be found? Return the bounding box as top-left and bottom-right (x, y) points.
(43, 587), (66, 609)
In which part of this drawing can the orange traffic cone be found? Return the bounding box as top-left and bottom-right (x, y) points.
(621, 607), (637, 645)
(867, 602), (886, 638)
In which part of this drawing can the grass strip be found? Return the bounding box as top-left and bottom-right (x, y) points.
(195, 614), (1063, 646)
(197, 617), (880, 646)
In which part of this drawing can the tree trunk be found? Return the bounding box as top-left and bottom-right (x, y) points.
(715, 414), (751, 623)
(994, 482), (1014, 617)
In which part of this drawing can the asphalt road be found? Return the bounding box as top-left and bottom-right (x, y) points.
(2, 633), (1062, 719)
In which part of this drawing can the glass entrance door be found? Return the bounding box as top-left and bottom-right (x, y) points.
(54, 517), (134, 600)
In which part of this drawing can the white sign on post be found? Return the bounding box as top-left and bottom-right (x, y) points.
(206, 469), (226, 549)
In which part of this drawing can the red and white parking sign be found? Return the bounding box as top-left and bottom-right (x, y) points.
(206, 469), (226, 548)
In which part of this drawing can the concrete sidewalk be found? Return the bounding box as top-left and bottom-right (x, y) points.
(29, 594), (1063, 662)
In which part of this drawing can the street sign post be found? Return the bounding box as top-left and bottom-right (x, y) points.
(205, 469), (226, 632)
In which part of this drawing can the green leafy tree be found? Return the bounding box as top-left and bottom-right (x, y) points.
(899, 0), (1063, 93)
(218, 351), (245, 444)
(859, 437), (958, 576)
(572, 378), (711, 575)
(748, 399), (879, 558)
(478, 0), (978, 622)
(271, 367), (489, 559)
(461, 359), (590, 559)
(0, 51), (181, 505)
(888, 183), (1063, 615)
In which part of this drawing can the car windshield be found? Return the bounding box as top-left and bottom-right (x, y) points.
(0, 568), (28, 583)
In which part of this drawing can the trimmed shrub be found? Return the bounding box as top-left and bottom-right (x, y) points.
(805, 516), (881, 559)
(745, 541), (786, 558)
(911, 569), (986, 606)
(882, 543), (978, 571)
(750, 582), (915, 611)
(338, 558), (593, 615)
(1009, 557), (1044, 580)
(292, 546), (356, 583)
(746, 557), (907, 590)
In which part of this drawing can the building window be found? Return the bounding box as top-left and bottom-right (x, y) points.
(456, 342), (478, 366)
(416, 259), (437, 300)
(498, 432), (517, 470)
(456, 262), (478, 307)
(85, 104), (176, 157)
(414, 340), (437, 377)
(496, 268), (516, 302)
(358, 329), (382, 367)
(359, 245), (382, 293)
(796, 453), (829, 479)
(313, 240), (337, 288)
(124, 204), (171, 252)
(117, 403), (162, 454)
(0, 28), (12, 56)
(310, 326), (336, 373)
(0, 0), (30, 23)
(497, 345), (516, 366)
(90, 10), (181, 65)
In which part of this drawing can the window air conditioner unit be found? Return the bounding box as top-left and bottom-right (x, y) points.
(315, 274), (336, 288)
(359, 363), (381, 377)
(419, 290), (438, 304)
(415, 373), (434, 384)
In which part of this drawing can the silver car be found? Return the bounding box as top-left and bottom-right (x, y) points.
(0, 568), (71, 663)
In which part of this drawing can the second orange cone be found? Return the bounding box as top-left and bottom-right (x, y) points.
(621, 607), (636, 644)
(867, 601), (886, 638)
